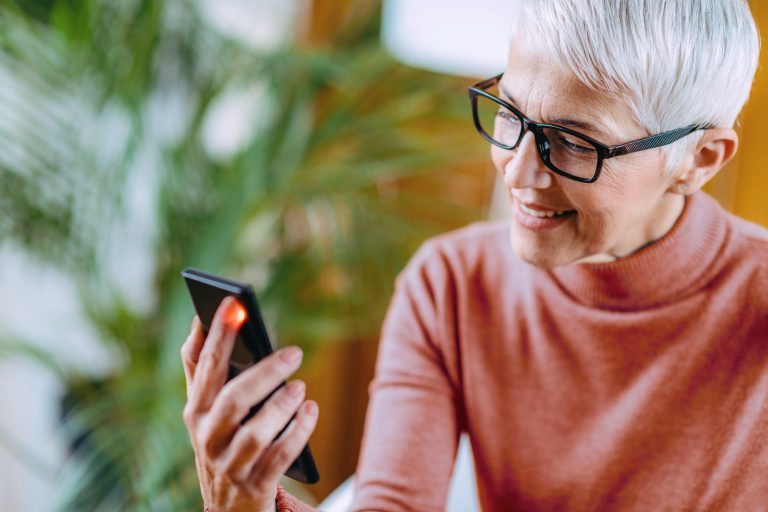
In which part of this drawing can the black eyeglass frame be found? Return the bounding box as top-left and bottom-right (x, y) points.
(468, 74), (711, 183)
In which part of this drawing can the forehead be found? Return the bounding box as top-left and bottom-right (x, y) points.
(500, 35), (644, 142)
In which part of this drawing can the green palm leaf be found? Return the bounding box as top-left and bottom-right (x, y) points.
(0, 1), (488, 509)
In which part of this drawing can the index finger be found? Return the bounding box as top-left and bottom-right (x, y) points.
(186, 297), (245, 414)
(181, 316), (204, 394)
(204, 346), (304, 443)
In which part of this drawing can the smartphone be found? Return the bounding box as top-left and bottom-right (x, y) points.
(181, 267), (320, 484)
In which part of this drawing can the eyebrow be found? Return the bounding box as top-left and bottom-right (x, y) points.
(499, 83), (603, 135)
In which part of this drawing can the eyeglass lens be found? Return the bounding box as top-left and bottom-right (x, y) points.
(473, 93), (600, 180)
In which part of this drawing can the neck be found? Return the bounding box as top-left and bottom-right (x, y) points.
(549, 191), (727, 310)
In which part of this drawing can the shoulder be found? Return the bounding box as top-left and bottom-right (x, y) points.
(722, 210), (768, 270)
(695, 193), (768, 271)
(403, 221), (517, 282)
(726, 212), (768, 247)
(394, 221), (535, 318)
(413, 221), (511, 263)
(718, 209), (768, 312)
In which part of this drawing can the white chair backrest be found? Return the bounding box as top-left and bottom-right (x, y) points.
(319, 433), (480, 511)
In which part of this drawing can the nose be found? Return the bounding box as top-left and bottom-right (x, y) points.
(497, 131), (554, 189)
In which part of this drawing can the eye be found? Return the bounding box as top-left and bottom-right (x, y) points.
(496, 109), (519, 123)
(559, 136), (595, 154)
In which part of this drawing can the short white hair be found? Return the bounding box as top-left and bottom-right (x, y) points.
(513, 0), (761, 170)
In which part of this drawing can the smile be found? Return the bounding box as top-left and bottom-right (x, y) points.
(518, 203), (573, 218)
(513, 199), (576, 231)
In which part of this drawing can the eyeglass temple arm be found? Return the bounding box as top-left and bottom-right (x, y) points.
(606, 124), (709, 158)
(472, 74), (503, 91)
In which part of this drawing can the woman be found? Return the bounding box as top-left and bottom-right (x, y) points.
(180, 0), (767, 510)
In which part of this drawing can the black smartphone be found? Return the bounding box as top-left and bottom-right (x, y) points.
(181, 267), (320, 484)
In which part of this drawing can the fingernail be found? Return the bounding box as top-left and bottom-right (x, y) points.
(305, 401), (318, 416)
(285, 380), (305, 398)
(279, 347), (303, 364)
(219, 296), (234, 320)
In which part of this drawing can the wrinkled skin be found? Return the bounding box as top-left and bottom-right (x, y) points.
(494, 34), (738, 268)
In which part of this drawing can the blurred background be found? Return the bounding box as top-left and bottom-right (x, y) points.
(0, 0), (765, 510)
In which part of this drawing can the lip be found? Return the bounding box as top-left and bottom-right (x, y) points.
(511, 196), (573, 212)
(513, 199), (576, 231)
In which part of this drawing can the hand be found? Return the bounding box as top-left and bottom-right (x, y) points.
(181, 297), (319, 512)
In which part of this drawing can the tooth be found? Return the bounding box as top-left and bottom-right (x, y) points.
(521, 203), (565, 218)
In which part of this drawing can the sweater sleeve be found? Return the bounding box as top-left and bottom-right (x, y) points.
(350, 241), (462, 511)
(275, 484), (317, 512)
(277, 241), (462, 512)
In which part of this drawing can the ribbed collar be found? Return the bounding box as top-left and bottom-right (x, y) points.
(549, 192), (728, 311)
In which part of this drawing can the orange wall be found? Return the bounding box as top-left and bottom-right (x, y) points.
(705, 2), (768, 227)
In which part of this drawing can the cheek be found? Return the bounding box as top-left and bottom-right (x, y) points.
(564, 180), (626, 239)
(572, 199), (614, 238)
(491, 146), (507, 176)
(568, 158), (666, 239)
(601, 153), (666, 193)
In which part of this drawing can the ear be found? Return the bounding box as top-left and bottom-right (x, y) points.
(669, 128), (739, 195)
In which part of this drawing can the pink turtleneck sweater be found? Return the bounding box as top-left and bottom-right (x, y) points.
(277, 191), (768, 511)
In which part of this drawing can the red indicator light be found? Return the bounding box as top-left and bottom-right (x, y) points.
(234, 304), (247, 324)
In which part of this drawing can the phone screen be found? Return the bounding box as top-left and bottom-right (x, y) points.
(182, 272), (263, 381)
(227, 332), (255, 379)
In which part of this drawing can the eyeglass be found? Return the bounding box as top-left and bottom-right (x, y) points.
(468, 74), (711, 183)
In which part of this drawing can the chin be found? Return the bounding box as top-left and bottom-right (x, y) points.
(508, 232), (570, 269)
(514, 250), (567, 268)
(508, 221), (612, 268)
(509, 225), (578, 269)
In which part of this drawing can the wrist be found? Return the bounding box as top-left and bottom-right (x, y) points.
(203, 502), (277, 512)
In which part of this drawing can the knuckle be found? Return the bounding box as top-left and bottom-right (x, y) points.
(247, 427), (269, 454)
(217, 445), (242, 475)
(276, 390), (302, 411)
(252, 477), (275, 497)
(253, 483), (271, 497)
(292, 417), (312, 438)
(206, 347), (223, 368)
(210, 310), (230, 337)
(182, 405), (197, 426)
(236, 423), (267, 455)
(195, 353), (218, 379)
(296, 408), (318, 434)
(274, 398), (295, 415)
(194, 429), (209, 452)
(219, 380), (249, 412)
(221, 460), (241, 481)
(295, 412), (311, 431)
(272, 444), (295, 467)
(217, 383), (237, 405)
(198, 427), (218, 455)
(180, 342), (192, 363)
(265, 358), (290, 381)
(216, 388), (242, 418)
(246, 355), (290, 387)
(256, 391), (291, 422)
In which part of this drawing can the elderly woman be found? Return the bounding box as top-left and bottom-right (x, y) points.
(180, 0), (767, 510)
